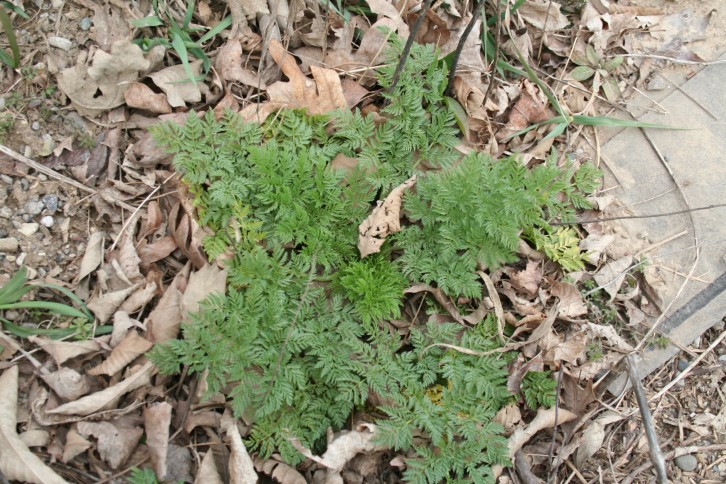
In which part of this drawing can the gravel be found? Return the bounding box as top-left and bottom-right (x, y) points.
(40, 215), (54, 228)
(18, 223), (39, 236)
(0, 237), (19, 252)
(674, 454), (698, 472)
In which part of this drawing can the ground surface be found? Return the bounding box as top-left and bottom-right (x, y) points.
(0, 0), (725, 482)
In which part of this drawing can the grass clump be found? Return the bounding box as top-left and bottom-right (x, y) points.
(149, 38), (599, 481)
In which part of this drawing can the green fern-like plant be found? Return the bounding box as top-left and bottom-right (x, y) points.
(149, 37), (599, 481)
(521, 371), (557, 409)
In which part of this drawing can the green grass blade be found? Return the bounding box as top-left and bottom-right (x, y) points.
(0, 266), (29, 305)
(0, 5), (20, 68)
(571, 115), (688, 129)
(171, 30), (197, 85)
(0, 301), (89, 319)
(36, 282), (94, 319)
(131, 15), (165, 28)
(198, 15), (232, 44)
(1, 318), (112, 340)
(182, 0), (195, 29)
(444, 96), (469, 138)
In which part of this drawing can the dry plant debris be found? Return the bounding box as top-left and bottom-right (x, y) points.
(0, 0), (724, 482)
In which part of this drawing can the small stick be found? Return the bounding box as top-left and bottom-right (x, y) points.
(626, 354), (668, 483)
(549, 202), (726, 226)
(387, 0), (435, 94)
(444, 0), (485, 97)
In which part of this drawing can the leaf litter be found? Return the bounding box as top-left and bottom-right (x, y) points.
(1, 0), (724, 481)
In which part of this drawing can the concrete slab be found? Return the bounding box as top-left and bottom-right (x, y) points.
(600, 56), (726, 392)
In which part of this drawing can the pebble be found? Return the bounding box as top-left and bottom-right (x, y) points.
(21, 214), (32, 223)
(5, 254), (15, 262)
(0, 174), (11, 185)
(40, 215), (54, 228)
(674, 454), (698, 472)
(719, 355), (726, 363)
(42, 194), (59, 213)
(3, 309), (19, 321)
(37, 174), (47, 182)
(15, 252), (26, 266)
(0, 206), (13, 219)
(25, 199), (44, 216)
(0, 237), (18, 252)
(18, 223), (39, 236)
(677, 359), (689, 372)
(79, 17), (92, 30)
(48, 36), (73, 52)
(0, 229), (7, 238)
(31, 121), (40, 131)
(647, 75), (668, 91)
(20, 178), (29, 190)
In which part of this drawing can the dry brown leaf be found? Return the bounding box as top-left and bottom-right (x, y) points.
(0, 331), (20, 360)
(169, 197), (209, 269)
(47, 361), (155, 416)
(62, 426), (92, 463)
(366, 0), (408, 37)
(575, 411), (624, 467)
(494, 404), (522, 433)
(240, 39), (348, 123)
(358, 176), (416, 257)
(119, 280), (158, 314)
(137, 236), (177, 266)
(227, 423), (258, 483)
(150, 61), (205, 108)
(340, 78), (369, 109)
(254, 457), (306, 484)
(57, 41), (150, 117)
(593, 256), (632, 300)
(404, 284), (463, 324)
(232, 0), (269, 19)
(41, 367), (91, 401)
(144, 402), (173, 481)
(518, 1), (569, 31)
(507, 407), (577, 459)
(290, 423), (385, 473)
(183, 263), (228, 319)
(147, 263), (190, 343)
(496, 80), (552, 141)
(88, 331), (153, 376)
(29, 336), (100, 366)
(195, 449), (224, 484)
(118, 232), (143, 282)
(510, 261), (542, 297)
(216, 38), (265, 88)
(76, 231), (105, 282)
(183, 411), (222, 434)
(0, 366), (69, 483)
(579, 233), (615, 264)
(19, 429), (49, 448)
(87, 284), (139, 323)
(540, 330), (587, 366)
(110, 311), (144, 347)
(550, 280), (588, 317)
(77, 421), (143, 469)
(584, 322), (634, 352)
(123, 82), (172, 114)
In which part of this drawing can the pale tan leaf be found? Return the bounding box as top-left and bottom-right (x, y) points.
(494, 404), (522, 432)
(137, 236), (178, 266)
(0, 366), (69, 484)
(29, 336), (101, 366)
(519, 1), (569, 31)
(41, 367), (91, 401)
(88, 331), (153, 376)
(290, 423), (385, 472)
(183, 263), (228, 319)
(550, 281), (588, 317)
(510, 261), (542, 297)
(119, 280), (158, 314)
(540, 329), (587, 365)
(508, 407), (577, 459)
(118, 232), (143, 282)
(62, 426), (92, 463)
(147, 263), (189, 343)
(579, 233), (615, 264)
(254, 457), (306, 484)
(77, 421), (143, 469)
(194, 449), (224, 484)
(57, 41), (150, 117)
(365, 0), (408, 36)
(19, 429), (49, 447)
(149, 61), (204, 108)
(110, 311), (144, 347)
(123, 82), (172, 114)
(47, 362), (155, 416)
(183, 411), (222, 434)
(144, 402), (173, 481)
(593, 256), (632, 300)
(340, 77), (368, 108)
(585, 322), (634, 352)
(358, 176), (416, 257)
(216, 38), (265, 87)
(76, 231), (105, 282)
(231, 0), (269, 19)
(87, 284), (139, 323)
(227, 423), (258, 483)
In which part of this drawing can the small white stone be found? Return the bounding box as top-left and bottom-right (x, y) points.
(15, 252), (26, 266)
(18, 223), (39, 236)
(48, 36), (73, 52)
(40, 215), (54, 228)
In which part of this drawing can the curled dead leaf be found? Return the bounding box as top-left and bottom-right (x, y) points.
(76, 231), (105, 283)
(29, 336), (101, 366)
(41, 367), (91, 401)
(87, 331), (153, 376)
(227, 423), (258, 483)
(358, 176), (416, 257)
(144, 402), (173, 481)
(77, 421), (143, 469)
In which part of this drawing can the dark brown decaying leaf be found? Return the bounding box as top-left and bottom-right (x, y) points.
(496, 80), (552, 141)
(510, 261), (542, 297)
